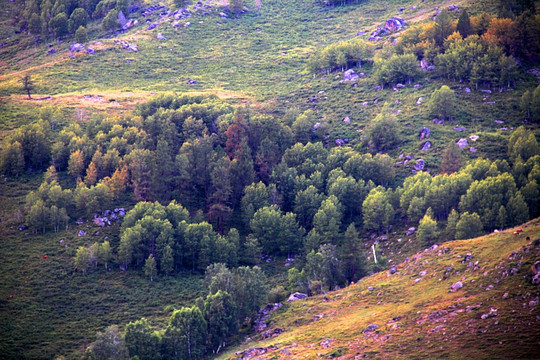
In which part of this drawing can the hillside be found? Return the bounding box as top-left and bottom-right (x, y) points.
(223, 220), (540, 359)
(0, 0), (540, 358)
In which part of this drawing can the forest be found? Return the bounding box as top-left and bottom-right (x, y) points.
(0, 0), (539, 358)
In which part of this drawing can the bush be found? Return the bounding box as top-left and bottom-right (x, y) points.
(374, 54), (421, 86)
(267, 285), (287, 303)
(50, 12), (69, 38)
(366, 114), (400, 152)
(429, 85), (456, 120)
(102, 9), (119, 32)
(75, 26), (88, 43)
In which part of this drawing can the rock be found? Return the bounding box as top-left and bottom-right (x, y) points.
(335, 139), (344, 146)
(147, 23), (157, 30)
(421, 141), (432, 151)
(343, 116), (351, 123)
(398, 7), (405, 12)
(454, 126), (466, 132)
(481, 308), (498, 319)
(433, 118), (444, 124)
(157, 33), (167, 40)
(69, 43), (84, 52)
(448, 4), (459, 10)
(464, 87), (471, 93)
(385, 17), (406, 32)
(469, 147), (477, 152)
(450, 281), (463, 292)
(486, 284), (494, 290)
(18, 225), (28, 231)
(288, 292), (308, 301)
(187, 79), (198, 85)
(419, 127), (431, 139)
(320, 338), (333, 348)
(406, 227), (416, 236)
(78, 230), (87, 237)
(414, 159), (425, 171)
(481, 89), (492, 93)
(363, 324), (379, 333)
(389, 265), (397, 275)
(85, 48), (95, 54)
(48, 48), (57, 54)
(457, 139), (468, 148)
(262, 328), (283, 339)
(362, 101), (369, 106)
(416, 97), (424, 105)
(357, 30), (367, 36)
(533, 274), (540, 285)
(430, 324), (444, 333)
(118, 10), (127, 28)
(419, 271), (427, 277)
(374, 85), (382, 91)
(343, 69), (359, 82)
(469, 135), (479, 142)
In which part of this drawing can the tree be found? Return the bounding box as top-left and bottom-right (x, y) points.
(456, 9), (473, 38)
(87, 325), (128, 360)
(366, 114), (400, 152)
(250, 206), (303, 255)
(162, 307), (207, 360)
(417, 212), (438, 247)
(434, 9), (454, 47)
(292, 110), (315, 144)
(508, 126), (540, 162)
(75, 246), (91, 273)
(144, 255), (157, 281)
(429, 85), (456, 120)
(341, 224), (364, 283)
(445, 209), (459, 240)
(124, 318), (161, 360)
(161, 244), (174, 276)
(507, 191), (529, 226)
(203, 290), (237, 353)
(20, 75), (34, 99)
(294, 185), (324, 230)
(68, 149), (85, 181)
(99, 241), (112, 270)
(455, 212), (483, 239)
(27, 199), (50, 233)
(84, 161), (98, 186)
(75, 25), (88, 43)
(102, 9), (119, 32)
(521, 90), (532, 118)
(363, 187), (394, 233)
(440, 142), (463, 174)
(50, 12), (68, 37)
(68, 8), (89, 33)
(0, 141), (25, 176)
(28, 13), (42, 34)
(312, 195), (342, 246)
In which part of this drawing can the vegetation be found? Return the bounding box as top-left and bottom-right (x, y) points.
(0, 0), (539, 358)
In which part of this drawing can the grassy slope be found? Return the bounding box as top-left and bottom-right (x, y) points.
(221, 220), (540, 359)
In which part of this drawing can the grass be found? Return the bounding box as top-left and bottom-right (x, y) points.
(219, 219), (540, 359)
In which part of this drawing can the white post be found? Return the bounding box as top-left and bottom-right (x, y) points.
(372, 244), (377, 264)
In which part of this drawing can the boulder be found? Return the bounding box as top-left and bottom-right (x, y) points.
(118, 10), (127, 28)
(48, 48), (57, 55)
(335, 139), (345, 146)
(421, 141), (432, 151)
(343, 116), (351, 123)
(469, 135), (479, 142)
(86, 48), (94, 54)
(363, 324), (379, 333)
(287, 292), (308, 301)
(453, 126), (466, 132)
(416, 97), (424, 105)
(464, 87), (471, 93)
(157, 33), (167, 40)
(78, 230), (87, 237)
(385, 17), (406, 32)
(419, 127), (431, 139)
(406, 227), (416, 236)
(343, 69), (359, 82)
(414, 159), (425, 171)
(389, 265), (397, 275)
(457, 138), (468, 148)
(450, 281), (463, 292)
(69, 43), (84, 52)
(147, 23), (157, 30)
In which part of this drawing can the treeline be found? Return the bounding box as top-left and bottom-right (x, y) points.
(17, 0), (134, 38)
(83, 263), (267, 360)
(307, 7), (539, 88)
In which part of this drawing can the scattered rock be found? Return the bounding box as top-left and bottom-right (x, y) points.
(18, 225), (28, 231)
(187, 79), (198, 85)
(450, 281), (463, 292)
(481, 308), (498, 319)
(406, 227), (416, 236)
(288, 292), (308, 302)
(85, 48), (95, 54)
(421, 141), (432, 151)
(320, 338), (334, 348)
(147, 23), (158, 30)
(78, 230), (87, 237)
(419, 271), (427, 277)
(416, 97), (424, 105)
(457, 138), (468, 148)
(343, 116), (351, 123)
(414, 159), (425, 171)
(448, 4), (459, 10)
(157, 33), (167, 40)
(453, 126), (466, 132)
(262, 328), (283, 339)
(69, 43), (84, 52)
(469, 147), (477, 152)
(363, 324), (379, 333)
(48, 48), (56, 55)
(118, 10), (127, 28)
(430, 324), (444, 333)
(469, 135), (479, 142)
(464, 87), (471, 93)
(389, 265), (397, 275)
(419, 127), (431, 139)
(343, 69), (359, 82)
(385, 17), (406, 31)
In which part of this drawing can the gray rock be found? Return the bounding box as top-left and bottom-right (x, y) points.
(419, 271), (427, 277)
(118, 10), (127, 28)
(450, 281), (463, 292)
(469, 147), (477, 152)
(287, 292), (308, 301)
(343, 116), (351, 123)
(48, 48), (57, 54)
(343, 69), (359, 82)
(385, 17), (406, 31)
(406, 227), (416, 236)
(454, 126), (466, 132)
(85, 48), (95, 54)
(414, 159), (425, 171)
(421, 141), (432, 151)
(78, 230), (87, 237)
(157, 33), (167, 40)
(464, 87), (471, 93)
(457, 138), (468, 148)
(320, 338), (333, 348)
(389, 265), (397, 275)
(416, 97), (424, 105)
(363, 324), (379, 333)
(69, 43), (84, 52)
